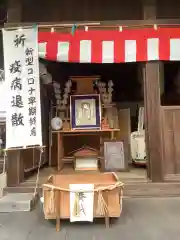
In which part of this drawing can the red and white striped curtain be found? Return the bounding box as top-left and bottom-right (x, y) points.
(38, 28), (180, 63)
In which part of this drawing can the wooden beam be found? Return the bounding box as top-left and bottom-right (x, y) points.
(7, 150), (24, 187)
(4, 18), (180, 30)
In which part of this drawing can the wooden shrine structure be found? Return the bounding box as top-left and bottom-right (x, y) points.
(50, 76), (128, 172)
(6, 0), (180, 187)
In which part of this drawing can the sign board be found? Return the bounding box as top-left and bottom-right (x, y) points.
(104, 141), (125, 171)
(2, 27), (42, 148)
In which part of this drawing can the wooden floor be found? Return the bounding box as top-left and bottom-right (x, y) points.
(21, 165), (147, 187)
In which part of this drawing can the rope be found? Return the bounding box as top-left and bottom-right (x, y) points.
(2, 150), (7, 174)
(33, 147), (44, 197)
(0, 150), (7, 196)
(43, 181), (124, 192)
(43, 174), (124, 193)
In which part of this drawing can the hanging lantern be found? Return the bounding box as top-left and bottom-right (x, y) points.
(51, 117), (63, 130)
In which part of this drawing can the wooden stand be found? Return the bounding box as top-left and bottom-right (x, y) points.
(53, 129), (120, 171)
(49, 76), (127, 172)
(43, 172), (123, 231)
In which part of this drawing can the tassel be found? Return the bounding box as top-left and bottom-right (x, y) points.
(96, 191), (108, 216)
(73, 192), (80, 217)
(48, 189), (55, 214)
(33, 24), (38, 30)
(71, 24), (77, 36)
(96, 191), (104, 215)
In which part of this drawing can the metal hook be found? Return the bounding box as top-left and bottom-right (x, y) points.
(119, 26), (123, 32)
(4, 150), (7, 157)
(154, 24), (157, 30)
(40, 146), (44, 153)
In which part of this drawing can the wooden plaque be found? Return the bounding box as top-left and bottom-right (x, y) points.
(104, 141), (125, 171)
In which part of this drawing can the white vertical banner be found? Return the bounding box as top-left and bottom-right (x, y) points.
(2, 27), (42, 149)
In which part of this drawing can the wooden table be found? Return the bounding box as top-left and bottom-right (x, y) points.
(52, 129), (120, 171)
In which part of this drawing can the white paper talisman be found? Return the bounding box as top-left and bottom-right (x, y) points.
(70, 184), (94, 222)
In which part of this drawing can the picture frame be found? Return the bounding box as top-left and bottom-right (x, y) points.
(70, 94), (101, 130)
(104, 141), (127, 171)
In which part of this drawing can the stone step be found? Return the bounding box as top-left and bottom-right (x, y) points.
(0, 193), (38, 213)
(4, 182), (180, 198)
(125, 182), (180, 198)
(4, 185), (41, 194)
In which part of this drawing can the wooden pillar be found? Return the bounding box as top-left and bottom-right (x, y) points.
(143, 64), (163, 181)
(142, 0), (163, 181)
(6, 0), (24, 187)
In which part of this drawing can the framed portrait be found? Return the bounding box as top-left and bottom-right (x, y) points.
(70, 94), (101, 130)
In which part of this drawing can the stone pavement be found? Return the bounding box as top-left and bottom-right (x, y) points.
(1, 198), (180, 240)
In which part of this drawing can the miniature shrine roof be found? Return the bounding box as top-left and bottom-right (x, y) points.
(69, 145), (99, 157)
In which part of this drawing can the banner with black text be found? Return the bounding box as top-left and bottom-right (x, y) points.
(2, 27), (42, 148)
